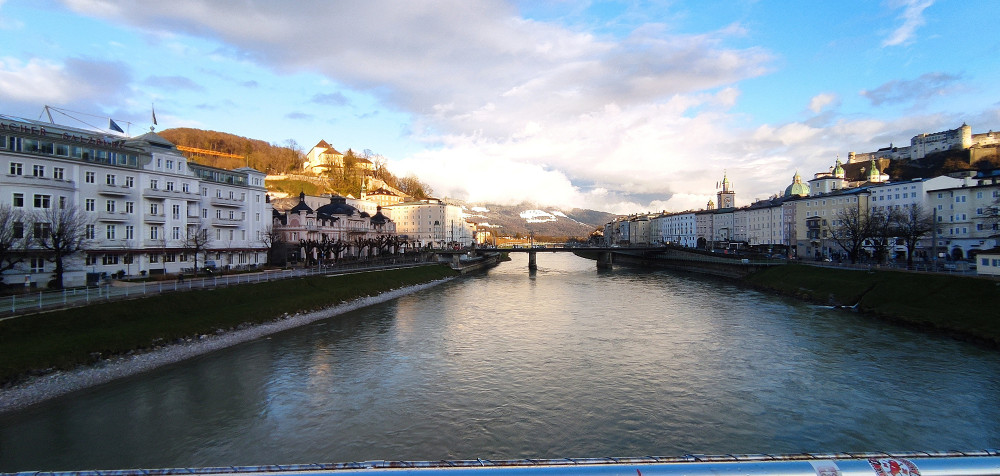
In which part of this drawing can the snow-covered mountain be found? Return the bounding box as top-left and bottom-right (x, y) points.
(450, 200), (615, 239)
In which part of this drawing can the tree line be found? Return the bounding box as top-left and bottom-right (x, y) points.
(158, 128), (433, 199)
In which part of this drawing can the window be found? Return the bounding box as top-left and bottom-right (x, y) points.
(86, 224), (95, 239)
(13, 222), (23, 238)
(166, 160), (174, 169)
(150, 179), (158, 190)
(30, 257), (44, 273)
(182, 183), (189, 193)
(150, 203), (159, 215)
(172, 227), (180, 240)
(125, 201), (134, 214)
(86, 254), (98, 266)
(53, 167), (64, 180)
(202, 209), (208, 218)
(172, 204), (180, 219)
(33, 222), (50, 239)
(9, 162), (22, 175)
(102, 255), (119, 265)
(106, 225), (116, 239)
(33, 194), (51, 208)
(125, 225), (134, 240)
(106, 174), (116, 185)
(216, 189), (222, 198)
(85, 171), (95, 183)
(166, 181), (174, 191)
(32, 165), (44, 177)
(164, 253), (176, 263)
(150, 226), (160, 240)
(106, 200), (116, 213)
(59, 196), (67, 209)
(12, 193), (23, 207)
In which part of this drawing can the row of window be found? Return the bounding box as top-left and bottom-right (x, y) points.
(11, 193), (65, 209)
(2, 135), (140, 167)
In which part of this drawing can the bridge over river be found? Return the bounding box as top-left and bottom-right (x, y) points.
(432, 245), (780, 277)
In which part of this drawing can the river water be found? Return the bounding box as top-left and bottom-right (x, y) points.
(2, 253), (999, 472)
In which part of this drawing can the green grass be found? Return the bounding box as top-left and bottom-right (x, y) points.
(746, 264), (1000, 346)
(0, 265), (458, 385)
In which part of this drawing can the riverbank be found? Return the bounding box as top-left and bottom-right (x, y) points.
(0, 265), (459, 414)
(743, 264), (1000, 347)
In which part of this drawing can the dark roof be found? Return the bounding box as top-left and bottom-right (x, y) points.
(289, 192), (314, 214)
(370, 207), (390, 226)
(316, 195), (359, 218)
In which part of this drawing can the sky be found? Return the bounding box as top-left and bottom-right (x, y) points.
(1, 0), (999, 214)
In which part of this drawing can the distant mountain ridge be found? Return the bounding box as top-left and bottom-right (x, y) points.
(448, 200), (615, 240)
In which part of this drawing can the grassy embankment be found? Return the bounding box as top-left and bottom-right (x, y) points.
(0, 265), (458, 386)
(745, 264), (1000, 346)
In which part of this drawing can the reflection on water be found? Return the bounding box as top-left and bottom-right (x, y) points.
(2, 253), (999, 471)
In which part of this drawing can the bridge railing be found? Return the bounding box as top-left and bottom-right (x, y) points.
(5, 451), (998, 476)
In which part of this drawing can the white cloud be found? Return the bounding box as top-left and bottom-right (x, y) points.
(882, 0), (934, 47)
(808, 93), (837, 113)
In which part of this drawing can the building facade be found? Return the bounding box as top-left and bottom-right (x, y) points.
(383, 198), (474, 248)
(0, 114), (270, 287)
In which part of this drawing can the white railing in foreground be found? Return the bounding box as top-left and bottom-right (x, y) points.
(3, 450), (998, 476)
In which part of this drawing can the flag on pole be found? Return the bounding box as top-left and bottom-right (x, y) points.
(151, 104), (157, 125)
(109, 118), (124, 133)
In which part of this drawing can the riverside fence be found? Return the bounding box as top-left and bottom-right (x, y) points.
(0, 256), (435, 319)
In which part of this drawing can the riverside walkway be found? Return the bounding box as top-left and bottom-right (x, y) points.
(0, 256), (435, 320)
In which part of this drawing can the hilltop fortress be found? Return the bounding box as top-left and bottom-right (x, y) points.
(849, 123), (1000, 163)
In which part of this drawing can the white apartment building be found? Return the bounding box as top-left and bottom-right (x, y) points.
(868, 176), (966, 214)
(745, 200), (786, 248)
(0, 114), (270, 287)
(383, 198), (474, 248)
(927, 180), (1000, 260)
(650, 211), (697, 247)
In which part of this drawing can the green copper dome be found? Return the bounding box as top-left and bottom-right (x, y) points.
(784, 171), (810, 197)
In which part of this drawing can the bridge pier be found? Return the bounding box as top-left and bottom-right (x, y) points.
(528, 251), (537, 270)
(452, 254), (461, 267)
(597, 251), (613, 269)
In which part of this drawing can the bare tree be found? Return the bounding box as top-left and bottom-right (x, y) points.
(985, 195), (1000, 239)
(260, 224), (285, 266)
(31, 205), (90, 289)
(830, 206), (872, 264)
(183, 222), (212, 276)
(868, 210), (895, 264)
(0, 205), (29, 283)
(299, 238), (319, 265)
(894, 204), (935, 268)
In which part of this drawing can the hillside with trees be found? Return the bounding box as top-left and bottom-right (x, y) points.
(158, 128), (432, 199)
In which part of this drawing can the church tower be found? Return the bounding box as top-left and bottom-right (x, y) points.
(717, 172), (735, 209)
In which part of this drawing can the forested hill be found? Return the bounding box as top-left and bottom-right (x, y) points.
(158, 128), (303, 173)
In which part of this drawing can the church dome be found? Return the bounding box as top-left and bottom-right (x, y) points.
(784, 171), (810, 197)
(832, 157), (845, 178)
(315, 194), (358, 218)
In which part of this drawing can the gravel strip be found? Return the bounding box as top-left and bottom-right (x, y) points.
(0, 278), (453, 415)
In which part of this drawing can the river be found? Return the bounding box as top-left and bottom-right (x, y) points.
(1, 253), (998, 472)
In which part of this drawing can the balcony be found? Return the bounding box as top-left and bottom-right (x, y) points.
(143, 213), (167, 223)
(98, 183), (132, 196)
(97, 211), (130, 222)
(1, 174), (75, 190)
(211, 216), (242, 227)
(143, 188), (171, 200)
(210, 196), (245, 208)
